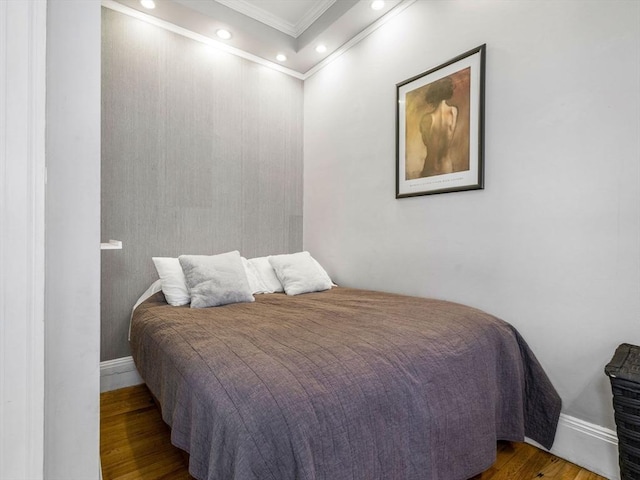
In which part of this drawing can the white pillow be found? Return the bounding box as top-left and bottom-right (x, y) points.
(268, 251), (332, 296)
(179, 251), (255, 308)
(152, 257), (190, 306)
(312, 257), (333, 284)
(241, 257), (270, 294)
(247, 256), (284, 293)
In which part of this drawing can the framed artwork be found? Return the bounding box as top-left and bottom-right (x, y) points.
(396, 44), (486, 198)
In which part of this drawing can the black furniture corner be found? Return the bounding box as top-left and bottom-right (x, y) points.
(606, 343), (640, 480)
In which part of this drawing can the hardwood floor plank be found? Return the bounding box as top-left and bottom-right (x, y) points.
(109, 451), (188, 480)
(100, 384), (610, 480)
(101, 385), (156, 419)
(574, 471), (605, 480)
(483, 443), (540, 479)
(511, 449), (564, 479)
(101, 429), (178, 466)
(536, 454), (582, 479)
(492, 441), (520, 469)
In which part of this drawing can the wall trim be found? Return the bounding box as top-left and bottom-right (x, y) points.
(102, 356), (620, 478)
(100, 356), (144, 393)
(0, 1), (47, 478)
(527, 414), (619, 480)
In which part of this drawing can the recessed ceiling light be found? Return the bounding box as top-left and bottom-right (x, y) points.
(371, 0), (385, 10)
(216, 29), (232, 40)
(315, 44), (327, 54)
(140, 0), (156, 9)
(276, 53), (287, 62)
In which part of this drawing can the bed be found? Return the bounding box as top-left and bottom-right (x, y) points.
(130, 285), (561, 480)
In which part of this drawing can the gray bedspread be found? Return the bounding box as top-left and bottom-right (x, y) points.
(130, 287), (561, 480)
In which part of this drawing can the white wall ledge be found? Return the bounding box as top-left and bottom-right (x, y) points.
(100, 240), (122, 250)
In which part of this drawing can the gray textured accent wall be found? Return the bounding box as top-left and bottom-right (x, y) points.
(101, 8), (303, 361)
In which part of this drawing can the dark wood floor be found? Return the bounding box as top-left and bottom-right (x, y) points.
(101, 385), (607, 480)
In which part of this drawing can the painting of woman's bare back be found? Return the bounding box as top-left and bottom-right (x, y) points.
(396, 45), (485, 197)
(405, 68), (470, 180)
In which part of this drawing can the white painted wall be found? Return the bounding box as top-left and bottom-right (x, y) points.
(45, 0), (102, 478)
(0, 1), (46, 478)
(304, 0), (639, 439)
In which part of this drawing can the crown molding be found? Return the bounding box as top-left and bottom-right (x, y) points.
(103, 0), (417, 80)
(215, 0), (336, 38)
(303, 0), (416, 78)
(102, 0), (305, 79)
(294, 0), (336, 38)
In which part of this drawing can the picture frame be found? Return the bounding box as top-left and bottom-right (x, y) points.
(396, 44), (486, 198)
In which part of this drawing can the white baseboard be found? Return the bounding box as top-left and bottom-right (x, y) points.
(527, 414), (619, 480)
(100, 357), (620, 478)
(100, 356), (143, 392)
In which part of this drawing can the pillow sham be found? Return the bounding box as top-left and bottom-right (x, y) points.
(268, 251), (332, 296)
(247, 256), (284, 293)
(241, 257), (270, 294)
(152, 257), (190, 306)
(179, 251), (254, 308)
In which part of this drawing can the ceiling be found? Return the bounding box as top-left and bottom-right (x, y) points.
(108, 0), (410, 76)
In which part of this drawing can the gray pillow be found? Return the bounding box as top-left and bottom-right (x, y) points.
(178, 251), (255, 308)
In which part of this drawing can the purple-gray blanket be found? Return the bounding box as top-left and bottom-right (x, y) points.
(130, 287), (560, 480)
